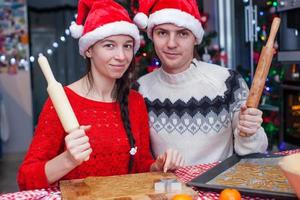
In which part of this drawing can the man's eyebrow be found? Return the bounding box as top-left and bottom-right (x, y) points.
(154, 27), (189, 32)
(177, 28), (189, 32)
(100, 39), (133, 44)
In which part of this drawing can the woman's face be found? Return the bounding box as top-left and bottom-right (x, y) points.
(85, 35), (134, 80)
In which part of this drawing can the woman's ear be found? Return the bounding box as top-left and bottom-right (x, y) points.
(85, 47), (92, 58)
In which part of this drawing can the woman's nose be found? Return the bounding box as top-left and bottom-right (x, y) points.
(115, 48), (126, 60)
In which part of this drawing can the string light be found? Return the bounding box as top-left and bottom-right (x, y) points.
(52, 42), (59, 48)
(0, 13), (78, 70)
(0, 55), (5, 62)
(47, 49), (53, 55)
(29, 56), (35, 63)
(1, 26), (72, 70)
(65, 29), (70, 36)
(10, 58), (16, 65)
(60, 36), (66, 42)
(19, 59), (26, 66)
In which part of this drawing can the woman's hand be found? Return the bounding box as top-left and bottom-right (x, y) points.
(65, 125), (92, 166)
(238, 105), (263, 137)
(151, 149), (185, 172)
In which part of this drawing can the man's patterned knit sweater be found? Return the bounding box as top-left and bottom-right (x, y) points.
(136, 59), (268, 165)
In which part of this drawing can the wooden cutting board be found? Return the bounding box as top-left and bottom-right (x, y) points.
(60, 172), (198, 200)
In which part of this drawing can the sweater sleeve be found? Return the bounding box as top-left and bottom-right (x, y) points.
(230, 72), (268, 155)
(18, 99), (65, 190)
(134, 92), (155, 172)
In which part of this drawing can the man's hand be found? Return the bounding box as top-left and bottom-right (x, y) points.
(238, 105), (263, 137)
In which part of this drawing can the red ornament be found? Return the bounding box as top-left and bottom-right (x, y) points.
(147, 66), (158, 73)
(200, 12), (209, 26)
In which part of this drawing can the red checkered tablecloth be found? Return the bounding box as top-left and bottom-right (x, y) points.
(1, 149), (299, 200)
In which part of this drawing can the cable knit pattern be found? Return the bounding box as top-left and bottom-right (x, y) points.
(18, 88), (154, 190)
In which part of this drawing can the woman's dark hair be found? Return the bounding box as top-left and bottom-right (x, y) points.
(85, 54), (136, 173)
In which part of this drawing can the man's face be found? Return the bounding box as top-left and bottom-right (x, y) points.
(152, 23), (197, 74)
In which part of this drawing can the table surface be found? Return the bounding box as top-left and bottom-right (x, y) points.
(1, 149), (299, 200)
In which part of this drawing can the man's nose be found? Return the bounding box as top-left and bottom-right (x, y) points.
(167, 34), (177, 48)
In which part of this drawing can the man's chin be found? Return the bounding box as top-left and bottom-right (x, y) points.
(161, 56), (179, 65)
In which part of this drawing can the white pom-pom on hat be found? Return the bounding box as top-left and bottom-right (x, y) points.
(69, 22), (84, 39)
(133, 12), (148, 29)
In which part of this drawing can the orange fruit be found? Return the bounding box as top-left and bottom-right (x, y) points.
(219, 188), (242, 200)
(172, 194), (193, 200)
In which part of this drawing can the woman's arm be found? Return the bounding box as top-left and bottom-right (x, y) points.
(45, 125), (92, 184)
(18, 99), (92, 190)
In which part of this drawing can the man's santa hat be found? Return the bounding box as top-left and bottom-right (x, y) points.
(133, 0), (204, 44)
(70, 0), (140, 56)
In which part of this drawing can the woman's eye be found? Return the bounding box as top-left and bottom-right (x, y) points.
(124, 44), (133, 49)
(104, 44), (114, 48)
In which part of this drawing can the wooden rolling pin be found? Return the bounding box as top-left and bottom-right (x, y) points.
(241, 17), (280, 136)
(38, 54), (79, 133)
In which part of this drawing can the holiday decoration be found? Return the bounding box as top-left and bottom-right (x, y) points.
(0, 0), (29, 74)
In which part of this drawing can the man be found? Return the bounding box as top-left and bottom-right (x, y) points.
(133, 0), (268, 165)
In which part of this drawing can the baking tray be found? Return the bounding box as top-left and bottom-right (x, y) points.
(187, 153), (298, 199)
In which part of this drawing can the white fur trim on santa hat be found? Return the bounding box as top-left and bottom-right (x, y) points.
(69, 22), (84, 39)
(133, 12), (148, 29)
(147, 8), (204, 44)
(78, 21), (140, 56)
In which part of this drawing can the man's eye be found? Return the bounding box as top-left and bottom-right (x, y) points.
(158, 31), (167, 36)
(179, 32), (188, 37)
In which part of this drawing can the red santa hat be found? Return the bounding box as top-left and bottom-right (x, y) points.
(133, 0), (204, 44)
(70, 0), (140, 56)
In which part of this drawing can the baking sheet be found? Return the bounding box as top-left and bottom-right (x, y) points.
(187, 153), (297, 199)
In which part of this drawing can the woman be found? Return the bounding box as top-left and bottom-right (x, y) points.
(18, 0), (184, 190)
